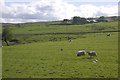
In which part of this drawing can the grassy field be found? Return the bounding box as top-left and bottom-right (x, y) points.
(2, 21), (118, 46)
(2, 32), (118, 78)
(9, 22), (118, 34)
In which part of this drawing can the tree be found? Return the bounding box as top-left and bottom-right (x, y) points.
(72, 16), (81, 24)
(96, 16), (108, 22)
(2, 28), (13, 46)
(63, 19), (70, 24)
(79, 18), (87, 24)
(72, 16), (87, 24)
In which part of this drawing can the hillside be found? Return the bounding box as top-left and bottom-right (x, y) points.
(2, 16), (119, 78)
(3, 32), (118, 78)
(2, 21), (118, 34)
(2, 19), (119, 46)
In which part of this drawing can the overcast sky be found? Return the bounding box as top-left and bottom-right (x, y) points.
(0, 0), (119, 23)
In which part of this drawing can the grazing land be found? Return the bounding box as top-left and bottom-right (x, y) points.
(7, 22), (118, 34)
(2, 21), (118, 78)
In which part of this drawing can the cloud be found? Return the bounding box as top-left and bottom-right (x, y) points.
(1, 0), (118, 23)
(99, 5), (118, 16)
(76, 4), (118, 18)
(0, 0), (5, 16)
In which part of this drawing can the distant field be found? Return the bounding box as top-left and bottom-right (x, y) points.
(3, 32), (118, 78)
(10, 22), (118, 34)
(2, 21), (118, 46)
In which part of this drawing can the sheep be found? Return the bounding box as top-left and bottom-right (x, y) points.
(77, 50), (86, 56)
(106, 33), (111, 36)
(87, 51), (97, 58)
(92, 59), (98, 63)
(69, 39), (72, 42)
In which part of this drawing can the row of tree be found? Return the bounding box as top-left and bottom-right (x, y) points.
(63, 16), (108, 25)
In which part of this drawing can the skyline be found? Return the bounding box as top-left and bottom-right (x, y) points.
(0, 0), (119, 23)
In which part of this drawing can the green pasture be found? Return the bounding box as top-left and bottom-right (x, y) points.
(2, 32), (118, 78)
(10, 22), (118, 34)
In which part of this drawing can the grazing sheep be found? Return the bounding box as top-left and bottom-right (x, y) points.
(69, 39), (72, 42)
(92, 59), (98, 63)
(106, 33), (111, 36)
(87, 51), (97, 58)
(77, 50), (86, 56)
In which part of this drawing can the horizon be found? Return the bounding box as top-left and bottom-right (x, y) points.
(0, 0), (119, 23)
(1, 15), (118, 24)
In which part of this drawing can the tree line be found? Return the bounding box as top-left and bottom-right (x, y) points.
(63, 16), (108, 25)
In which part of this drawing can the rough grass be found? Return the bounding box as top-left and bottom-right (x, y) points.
(11, 34), (87, 45)
(2, 32), (118, 78)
